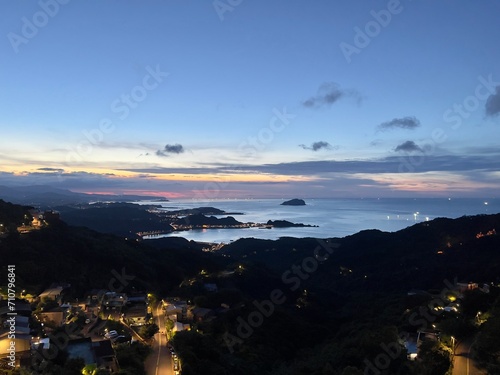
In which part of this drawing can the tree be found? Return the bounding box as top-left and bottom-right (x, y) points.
(139, 323), (159, 339)
(165, 318), (174, 331)
(63, 357), (86, 375)
(115, 342), (151, 375)
(473, 307), (500, 369)
(82, 364), (97, 375)
(417, 341), (452, 375)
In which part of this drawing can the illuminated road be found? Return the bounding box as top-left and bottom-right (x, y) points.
(453, 339), (486, 375)
(145, 303), (174, 375)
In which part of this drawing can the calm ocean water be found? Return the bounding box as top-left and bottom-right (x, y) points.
(136, 198), (498, 243)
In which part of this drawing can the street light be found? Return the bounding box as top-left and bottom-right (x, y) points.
(451, 336), (455, 354)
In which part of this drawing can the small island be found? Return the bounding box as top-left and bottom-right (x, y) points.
(281, 198), (306, 206)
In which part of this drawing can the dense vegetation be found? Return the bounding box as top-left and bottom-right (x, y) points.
(0, 199), (32, 232)
(0, 220), (222, 297)
(170, 213), (500, 374)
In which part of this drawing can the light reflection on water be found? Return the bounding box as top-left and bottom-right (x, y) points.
(137, 198), (498, 243)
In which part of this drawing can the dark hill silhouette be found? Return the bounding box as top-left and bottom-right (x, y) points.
(221, 214), (500, 292)
(0, 185), (167, 207)
(172, 213), (242, 227)
(56, 203), (173, 237)
(0, 222), (222, 297)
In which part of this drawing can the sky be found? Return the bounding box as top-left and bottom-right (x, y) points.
(1, 0), (500, 199)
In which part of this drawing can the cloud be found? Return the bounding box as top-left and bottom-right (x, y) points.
(37, 167), (64, 173)
(156, 143), (184, 157)
(485, 86), (500, 117)
(3, 148), (500, 198)
(378, 116), (421, 131)
(394, 141), (423, 153)
(120, 150), (500, 177)
(303, 82), (360, 108)
(299, 141), (336, 151)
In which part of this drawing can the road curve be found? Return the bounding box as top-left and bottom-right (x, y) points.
(453, 338), (486, 375)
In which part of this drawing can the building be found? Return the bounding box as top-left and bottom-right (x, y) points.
(37, 307), (68, 327)
(456, 282), (479, 293)
(127, 293), (147, 304)
(173, 322), (191, 332)
(165, 301), (188, 322)
(38, 286), (64, 301)
(93, 340), (119, 373)
(101, 292), (128, 320)
(190, 307), (215, 323)
(29, 209), (43, 227)
(101, 292), (128, 309)
(123, 303), (148, 326)
(85, 289), (107, 305)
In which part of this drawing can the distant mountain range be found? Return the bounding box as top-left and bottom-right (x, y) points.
(0, 185), (168, 207)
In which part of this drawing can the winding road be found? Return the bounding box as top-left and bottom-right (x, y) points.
(453, 339), (486, 375)
(145, 303), (174, 375)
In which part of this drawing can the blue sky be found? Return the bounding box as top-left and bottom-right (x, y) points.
(1, 0), (499, 198)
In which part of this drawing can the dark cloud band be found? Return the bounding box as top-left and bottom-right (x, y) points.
(378, 116), (421, 131)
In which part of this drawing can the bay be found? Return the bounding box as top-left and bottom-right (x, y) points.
(135, 198), (498, 243)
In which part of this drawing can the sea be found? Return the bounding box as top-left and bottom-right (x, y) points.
(135, 198), (499, 243)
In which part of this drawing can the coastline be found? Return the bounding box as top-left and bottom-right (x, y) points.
(136, 197), (498, 243)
